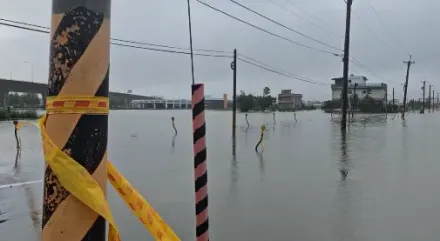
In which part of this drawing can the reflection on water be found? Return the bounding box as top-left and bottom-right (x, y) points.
(12, 150), (41, 235)
(255, 151), (265, 179)
(231, 136), (238, 185)
(1, 110), (440, 240)
(339, 129), (349, 181)
(171, 134), (177, 153)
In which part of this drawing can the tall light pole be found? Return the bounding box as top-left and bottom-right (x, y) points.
(24, 61), (34, 82)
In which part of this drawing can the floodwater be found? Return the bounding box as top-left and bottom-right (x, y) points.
(1, 110), (440, 241)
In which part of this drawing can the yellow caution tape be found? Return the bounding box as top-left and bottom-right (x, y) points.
(46, 96), (109, 114)
(16, 96), (180, 241)
(38, 114), (121, 241)
(107, 162), (180, 241)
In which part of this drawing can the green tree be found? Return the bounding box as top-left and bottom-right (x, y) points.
(263, 87), (270, 96)
(237, 91), (255, 112)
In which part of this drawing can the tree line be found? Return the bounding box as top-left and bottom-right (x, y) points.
(237, 87), (276, 112)
(6, 93), (41, 107)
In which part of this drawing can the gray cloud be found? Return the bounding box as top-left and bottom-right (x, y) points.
(0, 0), (438, 101)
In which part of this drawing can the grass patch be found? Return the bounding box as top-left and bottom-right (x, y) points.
(0, 108), (40, 120)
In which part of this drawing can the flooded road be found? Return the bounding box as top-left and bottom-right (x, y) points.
(1, 110), (440, 241)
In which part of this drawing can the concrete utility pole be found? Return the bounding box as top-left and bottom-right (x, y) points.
(392, 87), (395, 111)
(402, 55), (415, 119)
(433, 90), (435, 112)
(421, 81), (426, 114)
(351, 83), (357, 119)
(428, 85), (432, 112)
(435, 93), (440, 108)
(341, 0), (353, 130)
(385, 90), (388, 116)
(42, 1), (111, 240)
(232, 49), (237, 137)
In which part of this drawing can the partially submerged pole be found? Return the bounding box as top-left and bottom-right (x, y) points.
(191, 84), (209, 241)
(232, 49), (237, 137)
(255, 125), (265, 152)
(341, 0), (353, 129)
(171, 116), (177, 135)
(13, 120), (20, 151)
(42, 1), (111, 240)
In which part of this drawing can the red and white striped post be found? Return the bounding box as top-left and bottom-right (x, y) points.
(191, 83), (209, 241)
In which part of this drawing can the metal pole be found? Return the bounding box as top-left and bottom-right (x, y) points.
(186, 0), (196, 85)
(432, 90), (435, 112)
(341, 0), (353, 130)
(42, 2), (110, 240)
(232, 49), (237, 136)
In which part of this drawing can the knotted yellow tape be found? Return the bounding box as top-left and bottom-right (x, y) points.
(38, 114), (121, 241)
(17, 96), (180, 241)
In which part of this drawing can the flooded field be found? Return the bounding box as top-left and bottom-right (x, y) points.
(1, 110), (440, 241)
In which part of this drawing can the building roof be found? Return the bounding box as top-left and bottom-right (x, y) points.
(331, 83), (387, 89)
(332, 75), (369, 81)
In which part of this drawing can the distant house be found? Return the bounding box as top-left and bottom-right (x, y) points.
(331, 75), (387, 101)
(278, 89), (303, 109)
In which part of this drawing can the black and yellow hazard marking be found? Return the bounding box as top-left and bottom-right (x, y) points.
(42, 2), (111, 241)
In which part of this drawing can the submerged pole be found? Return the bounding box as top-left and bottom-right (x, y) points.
(232, 49), (237, 137)
(171, 116), (177, 135)
(191, 84), (209, 241)
(42, 1), (111, 240)
(13, 120), (20, 151)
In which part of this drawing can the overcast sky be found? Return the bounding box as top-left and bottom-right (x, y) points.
(0, 0), (438, 101)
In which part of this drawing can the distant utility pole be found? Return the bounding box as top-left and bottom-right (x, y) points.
(385, 90), (388, 116)
(351, 83), (357, 119)
(412, 99), (415, 112)
(428, 85), (432, 112)
(433, 90), (435, 112)
(402, 55), (415, 119)
(231, 49), (237, 136)
(392, 87), (395, 108)
(436, 93), (440, 108)
(341, 0), (353, 130)
(421, 81), (426, 114)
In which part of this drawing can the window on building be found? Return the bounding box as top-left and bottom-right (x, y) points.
(348, 80), (352, 83)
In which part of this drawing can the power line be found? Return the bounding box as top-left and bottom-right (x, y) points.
(349, 57), (383, 80)
(0, 18), (231, 54)
(112, 42), (232, 58)
(350, 9), (401, 59)
(195, 0), (341, 56)
(229, 0), (342, 51)
(238, 57), (328, 85)
(363, 0), (409, 56)
(0, 17), (325, 85)
(0, 20), (233, 58)
(0, 22), (49, 34)
(268, 0), (341, 38)
(286, 1), (333, 29)
(238, 53), (320, 83)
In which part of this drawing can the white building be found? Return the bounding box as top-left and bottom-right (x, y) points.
(331, 75), (387, 101)
(278, 89), (303, 109)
